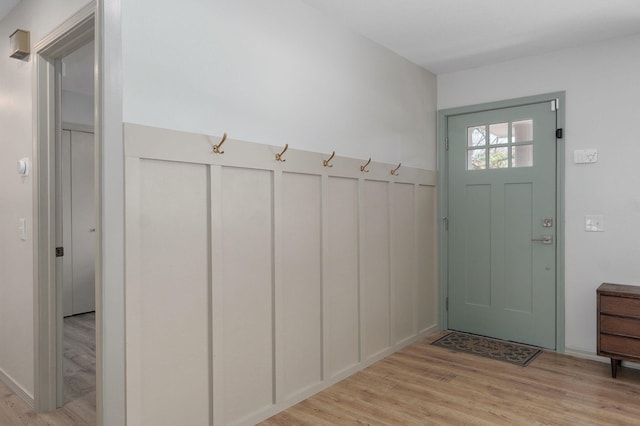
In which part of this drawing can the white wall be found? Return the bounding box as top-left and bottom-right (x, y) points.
(121, 0), (437, 169)
(438, 34), (640, 354)
(117, 0), (437, 422)
(0, 0), (92, 400)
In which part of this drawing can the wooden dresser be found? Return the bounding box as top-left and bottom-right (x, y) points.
(597, 283), (640, 378)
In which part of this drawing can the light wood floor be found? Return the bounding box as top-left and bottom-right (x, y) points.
(0, 312), (96, 425)
(3, 329), (640, 425)
(63, 312), (96, 420)
(263, 332), (640, 425)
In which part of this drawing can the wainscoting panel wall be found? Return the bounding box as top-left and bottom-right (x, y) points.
(124, 124), (439, 426)
(392, 183), (417, 346)
(325, 176), (360, 379)
(279, 172), (322, 401)
(417, 185), (439, 332)
(125, 159), (211, 426)
(218, 166), (274, 425)
(362, 180), (392, 360)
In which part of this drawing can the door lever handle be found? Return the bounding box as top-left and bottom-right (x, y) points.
(531, 235), (553, 244)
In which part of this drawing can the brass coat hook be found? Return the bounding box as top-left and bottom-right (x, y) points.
(276, 143), (289, 162)
(213, 132), (228, 154)
(360, 157), (372, 173)
(391, 162), (401, 176)
(323, 151), (336, 168)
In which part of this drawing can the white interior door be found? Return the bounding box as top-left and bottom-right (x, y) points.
(62, 128), (96, 316)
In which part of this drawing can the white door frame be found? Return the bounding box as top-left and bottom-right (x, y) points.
(33, 3), (100, 413)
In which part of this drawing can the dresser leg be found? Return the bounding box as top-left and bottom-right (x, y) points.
(611, 358), (620, 378)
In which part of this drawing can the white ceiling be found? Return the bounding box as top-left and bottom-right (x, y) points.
(4, 1), (640, 76)
(301, 0), (640, 74)
(0, 0), (20, 21)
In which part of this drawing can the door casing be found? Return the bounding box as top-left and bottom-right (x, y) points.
(33, 3), (100, 413)
(437, 92), (566, 352)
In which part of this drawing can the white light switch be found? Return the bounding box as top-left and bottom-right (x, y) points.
(17, 158), (30, 175)
(19, 218), (27, 241)
(574, 149), (598, 164)
(585, 215), (604, 232)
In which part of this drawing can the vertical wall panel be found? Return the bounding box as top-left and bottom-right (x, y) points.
(417, 185), (438, 331)
(127, 159), (210, 426)
(362, 180), (391, 359)
(391, 183), (416, 344)
(325, 177), (360, 377)
(219, 167), (274, 424)
(281, 172), (322, 398)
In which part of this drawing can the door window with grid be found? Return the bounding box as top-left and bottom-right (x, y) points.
(467, 119), (533, 170)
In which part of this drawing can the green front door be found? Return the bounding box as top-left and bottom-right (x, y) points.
(447, 101), (557, 349)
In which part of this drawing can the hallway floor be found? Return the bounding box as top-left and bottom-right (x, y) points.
(63, 312), (96, 419)
(263, 332), (640, 425)
(0, 312), (96, 425)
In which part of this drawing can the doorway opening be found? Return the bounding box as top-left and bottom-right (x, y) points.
(60, 39), (96, 411)
(33, 3), (99, 420)
(438, 92), (566, 352)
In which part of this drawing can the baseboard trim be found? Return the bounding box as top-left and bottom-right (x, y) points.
(0, 367), (35, 409)
(564, 348), (640, 370)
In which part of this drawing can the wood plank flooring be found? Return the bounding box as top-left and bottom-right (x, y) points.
(262, 332), (640, 425)
(3, 328), (640, 425)
(0, 313), (96, 425)
(63, 312), (96, 420)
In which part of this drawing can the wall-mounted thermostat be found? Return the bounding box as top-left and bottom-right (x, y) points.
(574, 149), (598, 164)
(17, 158), (30, 176)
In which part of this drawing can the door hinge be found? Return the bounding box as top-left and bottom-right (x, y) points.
(446, 297), (449, 311)
(443, 217), (449, 230)
(551, 98), (560, 111)
(445, 137), (449, 151)
(556, 128), (563, 139)
(55, 247), (64, 257)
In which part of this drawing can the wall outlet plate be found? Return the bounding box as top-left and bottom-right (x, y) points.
(585, 214), (604, 232)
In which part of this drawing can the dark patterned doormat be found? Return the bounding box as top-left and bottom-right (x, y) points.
(432, 331), (542, 366)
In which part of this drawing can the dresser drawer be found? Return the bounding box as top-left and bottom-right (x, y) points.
(600, 334), (640, 357)
(600, 295), (640, 318)
(600, 315), (640, 338)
